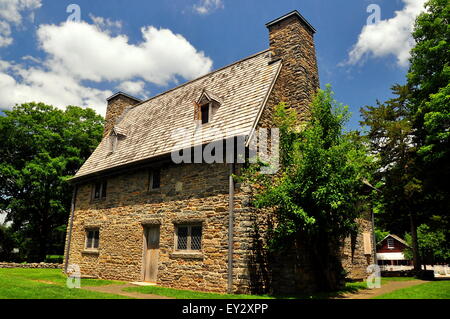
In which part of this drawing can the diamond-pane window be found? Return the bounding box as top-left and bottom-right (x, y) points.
(177, 226), (188, 250)
(176, 225), (202, 251)
(191, 226), (202, 250)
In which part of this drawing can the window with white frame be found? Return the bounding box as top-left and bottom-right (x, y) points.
(85, 229), (99, 250)
(387, 238), (395, 249)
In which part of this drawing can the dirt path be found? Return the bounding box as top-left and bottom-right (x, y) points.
(338, 280), (427, 299)
(82, 283), (172, 299)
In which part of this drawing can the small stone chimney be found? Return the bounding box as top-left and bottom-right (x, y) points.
(104, 92), (142, 137)
(266, 11), (320, 119)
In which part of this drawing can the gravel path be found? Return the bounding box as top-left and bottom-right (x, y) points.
(338, 280), (427, 299)
(82, 280), (430, 299)
(82, 283), (172, 299)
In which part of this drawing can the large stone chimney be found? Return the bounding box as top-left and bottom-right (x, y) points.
(104, 92), (142, 137)
(266, 10), (319, 121)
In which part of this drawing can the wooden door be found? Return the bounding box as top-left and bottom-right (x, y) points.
(144, 226), (160, 283)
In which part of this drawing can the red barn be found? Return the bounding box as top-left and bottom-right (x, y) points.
(377, 234), (412, 269)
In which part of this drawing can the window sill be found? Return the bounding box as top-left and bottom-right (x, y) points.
(90, 198), (106, 204)
(169, 251), (203, 260)
(82, 249), (99, 255)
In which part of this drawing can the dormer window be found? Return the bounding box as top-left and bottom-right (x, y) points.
(108, 133), (118, 154)
(107, 127), (127, 154)
(195, 90), (222, 125)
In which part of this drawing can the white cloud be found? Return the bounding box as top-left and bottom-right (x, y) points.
(345, 0), (426, 67)
(0, 21), (13, 47)
(0, 60), (112, 115)
(0, 0), (41, 24)
(117, 80), (148, 96)
(0, 0), (42, 47)
(0, 19), (213, 116)
(193, 0), (224, 15)
(37, 21), (213, 85)
(89, 14), (123, 35)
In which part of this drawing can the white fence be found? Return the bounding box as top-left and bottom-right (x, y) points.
(380, 264), (450, 276)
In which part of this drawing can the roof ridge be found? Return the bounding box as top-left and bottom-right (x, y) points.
(122, 49), (270, 113)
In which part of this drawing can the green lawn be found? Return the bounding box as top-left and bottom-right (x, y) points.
(124, 281), (369, 299)
(4, 268), (446, 299)
(124, 285), (273, 299)
(0, 268), (368, 299)
(374, 280), (450, 299)
(0, 268), (128, 299)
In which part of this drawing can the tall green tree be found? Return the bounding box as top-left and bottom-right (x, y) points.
(408, 0), (450, 264)
(360, 84), (423, 271)
(0, 225), (17, 261)
(0, 103), (103, 261)
(360, 0), (449, 272)
(408, 0), (450, 216)
(404, 223), (450, 265)
(244, 86), (373, 291)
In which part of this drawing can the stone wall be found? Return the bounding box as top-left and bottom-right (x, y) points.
(65, 159), (373, 294)
(0, 262), (62, 269)
(231, 186), (374, 294)
(341, 213), (375, 280)
(66, 162), (235, 293)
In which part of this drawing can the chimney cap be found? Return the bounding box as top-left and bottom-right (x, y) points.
(107, 91), (142, 103)
(265, 10), (316, 34)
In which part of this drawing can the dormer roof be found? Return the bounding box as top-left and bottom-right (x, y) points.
(197, 89), (223, 105)
(111, 126), (128, 137)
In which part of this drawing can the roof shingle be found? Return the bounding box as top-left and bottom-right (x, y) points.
(73, 50), (282, 180)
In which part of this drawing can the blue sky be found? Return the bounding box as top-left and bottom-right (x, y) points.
(0, 0), (426, 130)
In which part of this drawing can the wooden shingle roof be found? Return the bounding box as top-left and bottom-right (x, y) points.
(73, 50), (282, 180)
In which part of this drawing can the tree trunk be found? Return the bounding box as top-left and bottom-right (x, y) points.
(409, 212), (421, 272)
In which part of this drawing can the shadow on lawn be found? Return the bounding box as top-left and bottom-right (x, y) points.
(271, 282), (368, 299)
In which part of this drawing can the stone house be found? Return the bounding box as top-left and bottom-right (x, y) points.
(63, 11), (374, 294)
